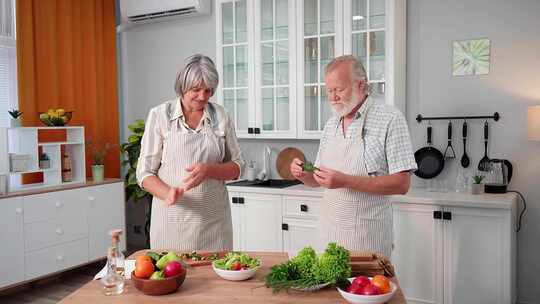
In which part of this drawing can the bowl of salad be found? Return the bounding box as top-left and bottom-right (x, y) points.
(212, 252), (261, 281)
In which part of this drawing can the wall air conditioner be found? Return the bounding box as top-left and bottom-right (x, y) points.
(119, 0), (211, 29)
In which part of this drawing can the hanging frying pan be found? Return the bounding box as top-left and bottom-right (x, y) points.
(414, 125), (445, 179)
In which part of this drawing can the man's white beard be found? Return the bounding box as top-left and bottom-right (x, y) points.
(331, 92), (362, 117)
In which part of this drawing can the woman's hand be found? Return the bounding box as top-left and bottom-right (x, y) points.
(183, 163), (210, 191)
(313, 166), (350, 189)
(290, 158), (308, 180)
(165, 186), (184, 206)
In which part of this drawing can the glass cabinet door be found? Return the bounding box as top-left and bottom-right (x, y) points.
(255, 0), (295, 137)
(300, 0), (339, 135)
(218, 0), (252, 134)
(349, 0), (386, 90)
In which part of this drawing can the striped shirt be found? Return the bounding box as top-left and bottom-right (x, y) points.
(316, 97), (417, 176)
(136, 97), (246, 188)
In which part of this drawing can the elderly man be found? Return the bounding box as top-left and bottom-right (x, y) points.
(291, 55), (417, 258)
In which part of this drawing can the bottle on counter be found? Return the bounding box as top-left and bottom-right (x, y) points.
(101, 229), (125, 295)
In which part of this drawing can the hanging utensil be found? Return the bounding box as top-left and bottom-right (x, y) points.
(443, 121), (456, 159)
(478, 121), (491, 171)
(414, 123), (445, 179)
(460, 121), (470, 168)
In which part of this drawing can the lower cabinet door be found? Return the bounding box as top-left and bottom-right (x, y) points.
(443, 207), (510, 304)
(25, 238), (89, 280)
(87, 183), (125, 261)
(240, 194), (283, 252)
(282, 218), (320, 254)
(392, 203), (444, 304)
(0, 197), (25, 288)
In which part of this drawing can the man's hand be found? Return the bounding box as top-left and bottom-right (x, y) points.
(290, 158), (309, 180)
(313, 166), (350, 189)
(183, 163), (210, 191)
(165, 186), (184, 206)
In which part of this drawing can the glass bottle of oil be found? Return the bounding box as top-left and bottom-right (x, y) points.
(101, 229), (124, 295)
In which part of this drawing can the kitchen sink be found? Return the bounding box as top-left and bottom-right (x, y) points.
(227, 179), (302, 188)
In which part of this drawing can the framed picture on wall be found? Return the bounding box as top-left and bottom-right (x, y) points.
(452, 38), (490, 76)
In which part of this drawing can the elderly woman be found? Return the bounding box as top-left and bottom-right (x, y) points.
(136, 54), (245, 251)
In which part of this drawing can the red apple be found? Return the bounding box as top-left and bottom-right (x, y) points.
(347, 284), (364, 295)
(352, 276), (371, 288)
(163, 261), (183, 277)
(359, 283), (380, 296)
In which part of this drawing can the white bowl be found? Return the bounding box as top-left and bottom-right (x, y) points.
(337, 277), (397, 304)
(212, 262), (261, 281)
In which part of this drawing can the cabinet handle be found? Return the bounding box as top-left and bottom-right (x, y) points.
(15, 207), (23, 214)
(248, 127), (254, 134)
(254, 128), (260, 134)
(56, 255), (64, 261)
(232, 197), (238, 204)
(433, 211), (442, 219)
(300, 204), (308, 212)
(443, 211), (452, 221)
(282, 223), (289, 231)
(56, 228), (64, 235)
(55, 201), (63, 208)
(88, 196), (95, 201)
(238, 197), (245, 204)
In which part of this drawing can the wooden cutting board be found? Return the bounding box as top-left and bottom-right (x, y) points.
(275, 147), (306, 180)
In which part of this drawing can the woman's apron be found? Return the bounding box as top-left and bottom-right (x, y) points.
(150, 105), (233, 251)
(318, 102), (393, 258)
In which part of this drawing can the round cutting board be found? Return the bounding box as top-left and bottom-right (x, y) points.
(276, 147), (306, 180)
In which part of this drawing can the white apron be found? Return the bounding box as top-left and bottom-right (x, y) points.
(150, 104), (233, 251)
(319, 102), (393, 258)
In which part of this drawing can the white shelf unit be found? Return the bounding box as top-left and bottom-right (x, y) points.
(1, 127), (86, 192)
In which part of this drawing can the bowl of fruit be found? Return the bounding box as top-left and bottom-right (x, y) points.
(212, 252), (261, 281)
(131, 251), (187, 295)
(39, 108), (73, 126)
(336, 275), (397, 304)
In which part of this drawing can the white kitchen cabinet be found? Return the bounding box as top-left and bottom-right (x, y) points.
(229, 192), (283, 251)
(88, 183), (126, 261)
(0, 180), (125, 289)
(0, 197), (25, 288)
(216, 0), (406, 139)
(282, 218), (319, 254)
(392, 202), (516, 304)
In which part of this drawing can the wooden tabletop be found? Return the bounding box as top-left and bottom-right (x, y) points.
(59, 251), (406, 304)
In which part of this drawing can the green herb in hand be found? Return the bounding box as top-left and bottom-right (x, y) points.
(302, 162), (319, 172)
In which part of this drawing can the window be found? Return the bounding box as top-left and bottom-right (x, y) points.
(0, 0), (17, 127)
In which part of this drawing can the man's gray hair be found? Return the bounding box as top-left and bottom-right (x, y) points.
(324, 55), (371, 95)
(174, 54), (219, 96)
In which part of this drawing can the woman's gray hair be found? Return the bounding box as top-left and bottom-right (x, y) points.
(174, 54), (219, 96)
(324, 55), (372, 95)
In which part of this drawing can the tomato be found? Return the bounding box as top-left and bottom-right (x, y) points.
(371, 275), (391, 294)
(136, 255), (152, 265)
(135, 260), (155, 279)
(232, 262), (242, 271)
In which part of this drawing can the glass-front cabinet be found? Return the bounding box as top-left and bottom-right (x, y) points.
(216, 0), (254, 138)
(296, 0), (342, 138)
(216, 0), (405, 139)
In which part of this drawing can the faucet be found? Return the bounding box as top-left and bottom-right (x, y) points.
(257, 146), (272, 181)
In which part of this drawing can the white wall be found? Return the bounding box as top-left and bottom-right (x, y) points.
(119, 1), (540, 302)
(407, 1), (540, 303)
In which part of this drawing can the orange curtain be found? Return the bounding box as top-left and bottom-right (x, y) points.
(16, 0), (120, 179)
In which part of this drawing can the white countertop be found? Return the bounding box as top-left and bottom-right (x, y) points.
(226, 182), (519, 210)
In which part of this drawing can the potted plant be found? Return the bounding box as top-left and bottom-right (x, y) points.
(39, 153), (50, 169)
(471, 175), (485, 194)
(120, 119), (152, 247)
(8, 109), (23, 127)
(87, 141), (115, 183)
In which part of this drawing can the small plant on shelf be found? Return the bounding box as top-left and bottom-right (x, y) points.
(472, 175), (485, 184)
(87, 141), (116, 182)
(8, 109), (23, 119)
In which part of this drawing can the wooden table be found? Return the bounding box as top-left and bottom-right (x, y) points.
(59, 251), (406, 303)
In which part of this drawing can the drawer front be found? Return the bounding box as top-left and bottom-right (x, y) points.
(23, 188), (89, 223)
(25, 238), (88, 280)
(283, 196), (321, 219)
(25, 215), (88, 252)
